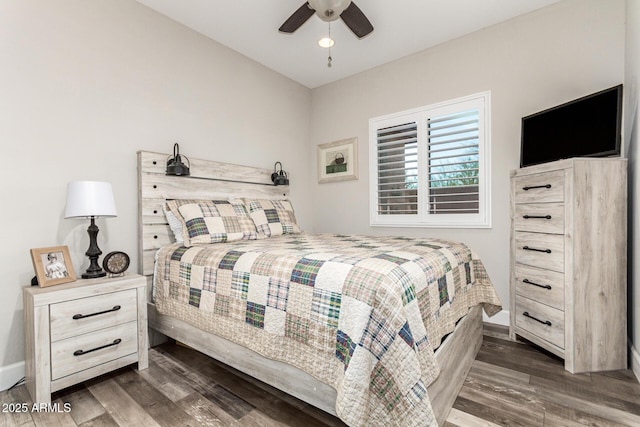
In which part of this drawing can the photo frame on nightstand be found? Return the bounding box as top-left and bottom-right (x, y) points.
(30, 245), (76, 287)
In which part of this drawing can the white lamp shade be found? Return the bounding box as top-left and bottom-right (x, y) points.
(64, 181), (117, 218)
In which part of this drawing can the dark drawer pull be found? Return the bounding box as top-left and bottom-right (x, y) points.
(523, 246), (551, 254)
(523, 184), (552, 191)
(523, 311), (552, 326)
(73, 338), (122, 356)
(523, 278), (552, 290)
(73, 305), (121, 320)
(523, 215), (552, 220)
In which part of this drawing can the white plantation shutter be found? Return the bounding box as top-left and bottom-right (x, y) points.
(376, 122), (418, 215)
(369, 92), (491, 228)
(427, 110), (480, 214)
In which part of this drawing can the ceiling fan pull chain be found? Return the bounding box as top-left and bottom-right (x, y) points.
(327, 22), (333, 68)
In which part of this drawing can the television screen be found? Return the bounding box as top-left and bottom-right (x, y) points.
(520, 85), (622, 168)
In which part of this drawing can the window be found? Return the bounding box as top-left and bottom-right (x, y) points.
(369, 92), (491, 228)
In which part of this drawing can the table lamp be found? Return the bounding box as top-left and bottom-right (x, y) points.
(64, 181), (117, 279)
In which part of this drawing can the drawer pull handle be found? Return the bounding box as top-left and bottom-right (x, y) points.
(73, 305), (121, 320)
(523, 245), (551, 254)
(523, 215), (552, 220)
(523, 278), (552, 290)
(523, 184), (552, 191)
(523, 311), (552, 326)
(73, 339), (122, 356)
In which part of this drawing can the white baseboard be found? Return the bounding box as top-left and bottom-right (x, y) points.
(483, 309), (509, 327)
(0, 361), (25, 392)
(630, 339), (640, 383)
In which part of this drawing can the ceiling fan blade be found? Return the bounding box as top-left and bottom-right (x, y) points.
(340, 2), (373, 38)
(279, 2), (315, 33)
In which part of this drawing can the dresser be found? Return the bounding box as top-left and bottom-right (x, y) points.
(23, 274), (148, 404)
(509, 158), (627, 373)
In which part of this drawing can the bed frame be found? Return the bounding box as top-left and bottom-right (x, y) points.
(137, 150), (482, 425)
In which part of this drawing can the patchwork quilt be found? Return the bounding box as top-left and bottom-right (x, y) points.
(153, 233), (502, 426)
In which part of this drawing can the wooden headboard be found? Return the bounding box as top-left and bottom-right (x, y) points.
(137, 151), (289, 287)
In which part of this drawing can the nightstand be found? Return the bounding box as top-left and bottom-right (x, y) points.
(23, 273), (148, 404)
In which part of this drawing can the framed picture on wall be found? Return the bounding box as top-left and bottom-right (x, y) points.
(30, 246), (76, 287)
(318, 137), (358, 183)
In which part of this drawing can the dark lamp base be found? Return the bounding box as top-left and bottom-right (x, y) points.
(82, 270), (107, 279)
(82, 216), (107, 280)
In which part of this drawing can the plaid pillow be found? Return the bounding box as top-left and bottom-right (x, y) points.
(168, 200), (257, 246)
(165, 199), (210, 245)
(243, 199), (301, 237)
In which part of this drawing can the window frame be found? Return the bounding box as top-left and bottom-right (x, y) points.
(369, 91), (491, 228)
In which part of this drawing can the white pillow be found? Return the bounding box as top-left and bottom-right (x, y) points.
(163, 204), (184, 244)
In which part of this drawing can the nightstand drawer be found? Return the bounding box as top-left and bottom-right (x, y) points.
(50, 289), (137, 342)
(514, 170), (564, 204)
(514, 203), (564, 234)
(515, 296), (564, 349)
(50, 321), (138, 380)
(514, 264), (564, 311)
(514, 231), (564, 273)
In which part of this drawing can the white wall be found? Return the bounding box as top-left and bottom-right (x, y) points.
(0, 0), (312, 387)
(625, 0), (640, 377)
(309, 0), (626, 317)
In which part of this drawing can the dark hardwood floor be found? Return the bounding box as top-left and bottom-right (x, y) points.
(2, 324), (640, 426)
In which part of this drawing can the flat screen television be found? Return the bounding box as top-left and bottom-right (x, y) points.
(520, 84), (622, 168)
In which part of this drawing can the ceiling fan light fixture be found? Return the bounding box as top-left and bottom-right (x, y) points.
(318, 37), (335, 48)
(309, 0), (351, 22)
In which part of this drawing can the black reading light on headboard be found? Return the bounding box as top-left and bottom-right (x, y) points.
(271, 161), (289, 186)
(166, 143), (190, 176)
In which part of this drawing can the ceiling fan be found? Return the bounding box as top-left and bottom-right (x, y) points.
(279, 0), (374, 39)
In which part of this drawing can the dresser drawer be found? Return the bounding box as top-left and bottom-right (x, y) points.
(514, 231), (564, 273)
(515, 296), (564, 349)
(514, 203), (564, 234)
(514, 264), (564, 310)
(50, 289), (138, 342)
(50, 321), (138, 380)
(514, 170), (564, 204)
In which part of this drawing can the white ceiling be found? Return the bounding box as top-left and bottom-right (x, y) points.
(136, 0), (562, 89)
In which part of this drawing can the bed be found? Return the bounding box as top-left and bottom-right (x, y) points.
(137, 150), (501, 426)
